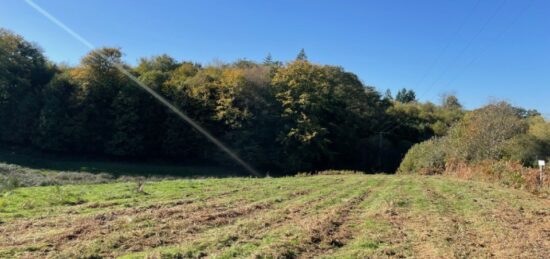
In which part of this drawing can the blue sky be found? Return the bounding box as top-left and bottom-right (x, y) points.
(1, 0), (548, 114)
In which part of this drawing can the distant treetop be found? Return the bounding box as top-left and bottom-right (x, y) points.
(296, 48), (308, 61)
(396, 88), (416, 103)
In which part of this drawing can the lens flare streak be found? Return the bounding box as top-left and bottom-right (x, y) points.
(24, 0), (260, 177)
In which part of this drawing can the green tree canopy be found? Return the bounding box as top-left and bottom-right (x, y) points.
(395, 88), (416, 103)
(0, 29), (53, 144)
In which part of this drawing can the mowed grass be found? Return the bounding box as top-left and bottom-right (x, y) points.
(0, 174), (549, 258)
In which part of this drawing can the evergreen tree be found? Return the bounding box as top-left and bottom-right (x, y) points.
(384, 89), (393, 100)
(296, 48), (308, 61)
(396, 88), (416, 103)
(263, 53), (274, 65)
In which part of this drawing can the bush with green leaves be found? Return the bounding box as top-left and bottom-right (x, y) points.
(503, 116), (550, 166)
(0, 175), (19, 193)
(399, 102), (549, 175)
(397, 138), (446, 175)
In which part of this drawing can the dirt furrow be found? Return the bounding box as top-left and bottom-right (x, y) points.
(415, 180), (549, 258)
(300, 190), (370, 257)
(448, 183), (550, 258)
(0, 183), (323, 258)
(138, 179), (361, 258)
(248, 186), (371, 258)
(129, 179), (367, 258)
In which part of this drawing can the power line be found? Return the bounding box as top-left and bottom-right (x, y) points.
(413, 0), (482, 90)
(381, 0), (534, 139)
(418, 0), (508, 100)
(379, 1), (504, 136)
(443, 0), (535, 89)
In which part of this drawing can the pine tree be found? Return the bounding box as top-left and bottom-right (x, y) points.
(263, 53), (274, 65)
(296, 48), (308, 61)
(396, 88), (416, 103)
(384, 89), (393, 100)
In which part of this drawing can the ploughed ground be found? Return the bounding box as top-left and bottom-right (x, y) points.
(0, 174), (548, 258)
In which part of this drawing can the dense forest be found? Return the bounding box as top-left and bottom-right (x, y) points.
(0, 29), (545, 174)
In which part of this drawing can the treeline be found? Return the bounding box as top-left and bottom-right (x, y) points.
(0, 29), (479, 174)
(399, 102), (549, 191)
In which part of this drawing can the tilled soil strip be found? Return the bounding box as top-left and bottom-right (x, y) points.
(0, 180), (342, 257)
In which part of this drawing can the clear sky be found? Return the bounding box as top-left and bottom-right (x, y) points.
(1, 0), (548, 114)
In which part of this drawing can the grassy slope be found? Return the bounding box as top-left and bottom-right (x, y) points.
(0, 174), (549, 258)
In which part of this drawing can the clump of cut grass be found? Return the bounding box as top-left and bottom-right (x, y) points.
(296, 170), (365, 176)
(50, 185), (87, 205)
(134, 177), (147, 195)
(0, 162), (200, 194)
(0, 175), (19, 194)
(0, 163), (115, 188)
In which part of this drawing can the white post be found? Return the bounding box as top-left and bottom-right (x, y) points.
(538, 160), (545, 187)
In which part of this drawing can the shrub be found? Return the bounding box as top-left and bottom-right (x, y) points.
(447, 102), (527, 162)
(503, 116), (550, 166)
(50, 185), (87, 205)
(398, 102), (550, 194)
(397, 138), (446, 175)
(0, 175), (19, 193)
(445, 160), (548, 193)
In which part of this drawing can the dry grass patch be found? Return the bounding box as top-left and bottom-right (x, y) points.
(1, 174), (548, 258)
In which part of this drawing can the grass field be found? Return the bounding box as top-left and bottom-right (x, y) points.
(1, 172), (549, 258)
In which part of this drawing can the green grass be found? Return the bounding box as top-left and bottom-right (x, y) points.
(0, 172), (548, 258)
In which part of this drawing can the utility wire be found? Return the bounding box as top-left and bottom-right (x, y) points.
(443, 0), (535, 89)
(382, 0), (533, 141)
(379, 0), (510, 138)
(418, 0), (508, 100)
(376, 0), (482, 137)
(413, 0), (482, 90)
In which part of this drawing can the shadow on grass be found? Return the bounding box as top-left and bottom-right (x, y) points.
(0, 146), (249, 178)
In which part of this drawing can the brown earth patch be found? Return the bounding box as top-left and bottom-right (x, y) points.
(264, 190), (370, 258)
(0, 187), (314, 257)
